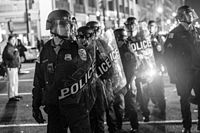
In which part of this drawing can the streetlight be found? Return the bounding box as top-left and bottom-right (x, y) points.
(157, 6), (163, 31)
(172, 12), (177, 17)
(157, 7), (163, 14)
(96, 11), (101, 21)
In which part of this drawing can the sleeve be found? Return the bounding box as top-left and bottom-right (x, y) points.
(3, 46), (15, 61)
(32, 51), (45, 109)
(163, 33), (177, 83)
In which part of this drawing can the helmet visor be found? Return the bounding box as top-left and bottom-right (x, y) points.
(52, 20), (71, 37)
(184, 8), (199, 21)
(77, 33), (93, 40)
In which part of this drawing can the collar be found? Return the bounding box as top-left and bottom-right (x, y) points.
(180, 22), (193, 31)
(51, 39), (63, 48)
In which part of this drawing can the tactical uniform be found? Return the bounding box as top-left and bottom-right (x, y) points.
(164, 24), (196, 131)
(126, 34), (158, 122)
(87, 21), (126, 133)
(149, 31), (166, 118)
(33, 38), (96, 133)
(118, 35), (139, 131)
(164, 6), (200, 132)
(32, 10), (96, 133)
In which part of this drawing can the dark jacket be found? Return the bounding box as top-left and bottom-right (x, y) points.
(32, 39), (96, 110)
(163, 24), (193, 83)
(2, 42), (20, 68)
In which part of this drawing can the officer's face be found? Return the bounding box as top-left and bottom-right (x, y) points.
(53, 36), (64, 46)
(9, 37), (16, 46)
(77, 34), (93, 47)
(126, 23), (138, 37)
(148, 23), (157, 34)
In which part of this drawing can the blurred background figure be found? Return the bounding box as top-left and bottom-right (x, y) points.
(2, 34), (22, 102)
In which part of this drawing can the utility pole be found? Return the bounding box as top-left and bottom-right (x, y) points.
(25, 0), (30, 45)
(102, 0), (106, 30)
(116, 0), (120, 27)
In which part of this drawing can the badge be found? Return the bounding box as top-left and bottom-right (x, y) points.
(47, 63), (54, 73)
(78, 49), (87, 61)
(64, 54), (72, 61)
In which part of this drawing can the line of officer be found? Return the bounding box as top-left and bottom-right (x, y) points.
(164, 5), (200, 133)
(32, 10), (96, 133)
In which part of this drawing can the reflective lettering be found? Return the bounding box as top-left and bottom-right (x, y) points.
(80, 75), (86, 88)
(71, 83), (79, 94)
(105, 58), (111, 68)
(130, 40), (152, 52)
(59, 60), (95, 100)
(101, 62), (108, 72)
(59, 88), (70, 99)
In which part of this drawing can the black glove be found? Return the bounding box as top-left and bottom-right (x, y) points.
(32, 108), (45, 123)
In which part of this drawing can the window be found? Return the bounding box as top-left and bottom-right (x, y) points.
(119, 5), (124, 12)
(108, 1), (114, 10)
(76, 0), (83, 5)
(88, 0), (95, 7)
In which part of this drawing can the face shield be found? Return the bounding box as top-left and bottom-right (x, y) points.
(125, 21), (139, 37)
(117, 32), (128, 48)
(51, 19), (72, 38)
(77, 33), (93, 47)
(148, 23), (158, 34)
(184, 8), (199, 23)
(177, 7), (199, 24)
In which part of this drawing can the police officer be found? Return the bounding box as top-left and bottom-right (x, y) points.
(147, 20), (166, 118)
(164, 5), (199, 133)
(32, 10), (96, 133)
(113, 28), (128, 131)
(86, 21), (118, 133)
(116, 17), (140, 133)
(148, 20), (165, 69)
(124, 17), (159, 124)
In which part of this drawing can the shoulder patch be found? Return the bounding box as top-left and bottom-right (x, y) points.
(168, 33), (174, 39)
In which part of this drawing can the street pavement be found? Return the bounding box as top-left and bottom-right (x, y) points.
(0, 63), (199, 133)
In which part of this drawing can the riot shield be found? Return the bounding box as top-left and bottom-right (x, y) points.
(99, 29), (127, 93)
(54, 42), (96, 107)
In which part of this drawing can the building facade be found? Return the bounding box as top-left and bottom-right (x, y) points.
(0, 0), (185, 42)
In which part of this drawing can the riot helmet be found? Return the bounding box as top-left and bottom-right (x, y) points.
(46, 9), (72, 39)
(86, 21), (101, 37)
(77, 26), (94, 47)
(114, 28), (128, 48)
(124, 17), (138, 36)
(176, 5), (199, 24)
(114, 28), (128, 41)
